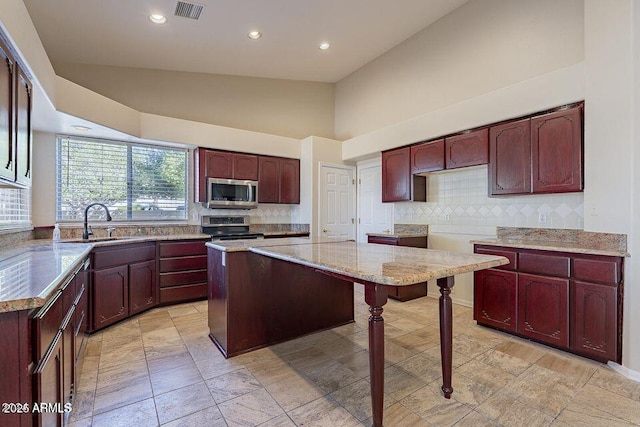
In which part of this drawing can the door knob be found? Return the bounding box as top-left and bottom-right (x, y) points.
(322, 229), (328, 233)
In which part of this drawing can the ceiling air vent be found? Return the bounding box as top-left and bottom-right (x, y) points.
(174, 1), (205, 20)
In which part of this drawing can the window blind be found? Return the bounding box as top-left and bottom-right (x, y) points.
(57, 136), (188, 222)
(0, 188), (31, 230)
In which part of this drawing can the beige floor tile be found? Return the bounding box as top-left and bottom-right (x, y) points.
(449, 333), (494, 359)
(493, 339), (547, 364)
(535, 352), (598, 384)
(428, 373), (498, 409)
(383, 365), (427, 401)
(421, 346), (473, 369)
(396, 353), (443, 384)
(139, 312), (175, 333)
(475, 390), (553, 427)
(475, 348), (533, 376)
(453, 410), (501, 426)
(331, 322), (365, 338)
(96, 358), (148, 390)
(183, 334), (221, 362)
(330, 378), (395, 422)
(288, 396), (361, 427)
(455, 359), (516, 393)
(93, 375), (154, 415)
(146, 352), (195, 374)
(248, 358), (296, 387)
(588, 368), (640, 402)
(556, 404), (637, 426)
(265, 372), (326, 411)
(98, 341), (146, 370)
(259, 414), (297, 426)
(162, 406), (226, 426)
(205, 368), (263, 404)
(145, 343), (191, 362)
(315, 336), (362, 358)
(195, 352), (245, 380)
(68, 390), (94, 423)
(363, 402), (430, 427)
(303, 358), (365, 393)
(92, 398), (158, 427)
(68, 417), (93, 427)
(383, 339), (420, 364)
(217, 388), (284, 426)
(154, 382), (216, 425)
(166, 304), (201, 319)
(150, 360), (203, 395)
(399, 385), (471, 427)
(568, 383), (640, 425)
(504, 364), (584, 417)
(391, 329), (440, 352)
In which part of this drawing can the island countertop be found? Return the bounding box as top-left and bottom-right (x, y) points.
(250, 241), (509, 286)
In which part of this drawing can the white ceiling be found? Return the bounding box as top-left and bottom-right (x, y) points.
(23, 0), (468, 82)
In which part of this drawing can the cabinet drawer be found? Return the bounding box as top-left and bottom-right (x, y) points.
(33, 290), (64, 361)
(573, 256), (622, 285)
(159, 283), (207, 304)
(159, 255), (207, 273)
(93, 243), (156, 269)
(368, 236), (399, 246)
(474, 246), (517, 271)
(519, 252), (570, 278)
(159, 240), (207, 257)
(160, 270), (208, 288)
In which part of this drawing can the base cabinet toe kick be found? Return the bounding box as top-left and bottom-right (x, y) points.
(207, 241), (507, 427)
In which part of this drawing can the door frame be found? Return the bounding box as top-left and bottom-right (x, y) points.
(318, 162), (357, 239)
(356, 158), (394, 242)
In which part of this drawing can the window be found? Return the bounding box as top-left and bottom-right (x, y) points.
(57, 136), (188, 222)
(0, 188), (31, 230)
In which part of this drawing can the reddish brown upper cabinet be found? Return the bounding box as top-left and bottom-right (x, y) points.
(531, 106), (583, 193)
(410, 139), (444, 174)
(445, 128), (489, 169)
(489, 118), (532, 195)
(474, 245), (623, 363)
(14, 66), (32, 187)
(382, 147), (426, 202)
(258, 156), (300, 204)
(0, 39), (15, 184)
(195, 148), (259, 202)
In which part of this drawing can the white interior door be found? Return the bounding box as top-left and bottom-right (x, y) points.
(357, 161), (394, 242)
(319, 164), (355, 238)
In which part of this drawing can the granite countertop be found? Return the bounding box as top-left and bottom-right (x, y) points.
(366, 223), (428, 239)
(0, 234), (212, 313)
(471, 227), (629, 257)
(206, 236), (350, 252)
(250, 241), (508, 286)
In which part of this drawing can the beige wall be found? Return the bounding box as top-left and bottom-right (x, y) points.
(31, 131), (57, 226)
(335, 0), (584, 140)
(54, 63), (335, 140)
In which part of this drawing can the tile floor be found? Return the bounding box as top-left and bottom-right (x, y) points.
(69, 287), (640, 426)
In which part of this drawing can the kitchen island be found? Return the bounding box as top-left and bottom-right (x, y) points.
(207, 238), (508, 427)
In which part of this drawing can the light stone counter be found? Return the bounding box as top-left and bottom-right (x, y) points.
(250, 241), (508, 286)
(206, 236), (350, 252)
(0, 234), (211, 313)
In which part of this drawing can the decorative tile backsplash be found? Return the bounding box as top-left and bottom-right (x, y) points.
(394, 166), (584, 235)
(191, 203), (300, 224)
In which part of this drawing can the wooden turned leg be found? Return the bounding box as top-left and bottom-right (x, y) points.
(437, 276), (455, 398)
(364, 283), (388, 427)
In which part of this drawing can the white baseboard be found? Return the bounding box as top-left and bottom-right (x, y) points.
(607, 362), (640, 382)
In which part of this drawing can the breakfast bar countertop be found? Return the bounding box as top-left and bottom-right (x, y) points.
(250, 241), (508, 286)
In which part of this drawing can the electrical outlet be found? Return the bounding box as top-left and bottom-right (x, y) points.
(538, 212), (547, 224)
(444, 213), (450, 222)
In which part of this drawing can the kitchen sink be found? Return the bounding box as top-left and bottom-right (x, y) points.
(61, 237), (138, 243)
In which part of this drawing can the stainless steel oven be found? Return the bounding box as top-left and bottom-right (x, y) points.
(206, 178), (258, 209)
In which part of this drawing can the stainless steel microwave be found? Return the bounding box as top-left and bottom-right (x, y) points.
(206, 178), (258, 209)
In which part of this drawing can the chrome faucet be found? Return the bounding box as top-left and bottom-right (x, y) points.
(82, 203), (112, 240)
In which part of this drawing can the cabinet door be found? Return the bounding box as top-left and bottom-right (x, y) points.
(0, 40), (14, 183)
(258, 156), (280, 203)
(518, 273), (568, 346)
(14, 68), (31, 187)
(129, 260), (157, 315)
(474, 269), (517, 332)
(33, 332), (64, 427)
(489, 118), (531, 195)
(571, 281), (618, 362)
(92, 265), (128, 330)
(445, 128), (489, 169)
(62, 309), (75, 407)
(205, 150), (233, 179)
(410, 139), (444, 173)
(279, 158), (300, 204)
(233, 154), (258, 180)
(531, 106), (583, 193)
(382, 147), (410, 202)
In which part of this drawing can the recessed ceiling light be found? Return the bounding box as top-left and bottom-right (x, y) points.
(319, 42), (330, 50)
(247, 31), (262, 40)
(71, 125), (91, 131)
(149, 14), (167, 24)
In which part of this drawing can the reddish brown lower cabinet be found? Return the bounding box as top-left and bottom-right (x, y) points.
(474, 269), (517, 332)
(367, 234), (428, 301)
(158, 239), (209, 305)
(0, 310), (31, 427)
(33, 332), (64, 427)
(518, 273), (569, 347)
(571, 281), (618, 361)
(129, 259), (157, 315)
(474, 245), (623, 363)
(92, 265), (128, 330)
